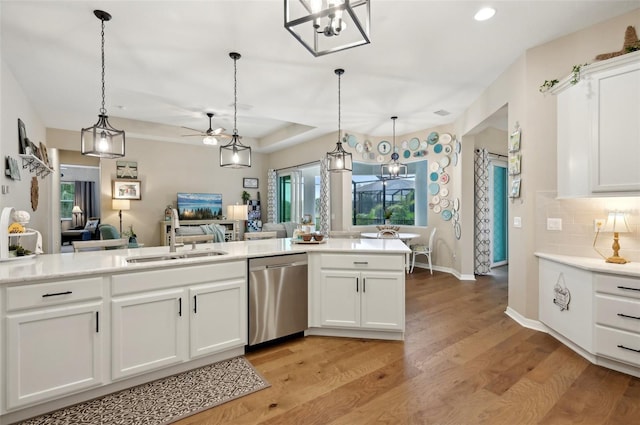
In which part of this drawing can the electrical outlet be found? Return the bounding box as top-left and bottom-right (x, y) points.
(513, 217), (522, 228)
(547, 218), (562, 231)
(594, 218), (606, 232)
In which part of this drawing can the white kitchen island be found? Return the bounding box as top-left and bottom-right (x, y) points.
(0, 238), (409, 424)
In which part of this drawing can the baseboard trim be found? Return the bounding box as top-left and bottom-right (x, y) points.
(505, 307), (547, 332)
(411, 263), (475, 281)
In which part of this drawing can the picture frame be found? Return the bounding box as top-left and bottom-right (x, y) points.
(5, 156), (21, 181)
(243, 177), (259, 189)
(509, 128), (521, 152)
(508, 154), (521, 175)
(113, 179), (141, 200)
(39, 142), (50, 168)
(116, 160), (138, 179)
(17, 119), (27, 154)
(509, 177), (522, 199)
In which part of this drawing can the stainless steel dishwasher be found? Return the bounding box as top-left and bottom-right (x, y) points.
(248, 253), (308, 346)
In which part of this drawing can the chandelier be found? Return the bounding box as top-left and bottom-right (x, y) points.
(220, 52), (251, 168)
(81, 10), (125, 158)
(327, 68), (352, 172)
(284, 0), (371, 57)
(380, 116), (407, 180)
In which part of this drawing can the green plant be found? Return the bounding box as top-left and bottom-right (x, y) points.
(570, 63), (589, 85)
(123, 225), (136, 238)
(241, 190), (251, 204)
(384, 209), (393, 220)
(539, 79), (559, 93)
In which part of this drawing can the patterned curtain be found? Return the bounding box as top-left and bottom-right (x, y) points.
(267, 169), (277, 223)
(474, 148), (491, 275)
(319, 157), (330, 235)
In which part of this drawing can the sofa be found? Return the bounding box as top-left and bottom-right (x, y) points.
(260, 222), (298, 239)
(61, 217), (100, 245)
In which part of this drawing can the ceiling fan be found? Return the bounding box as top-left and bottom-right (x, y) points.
(181, 112), (229, 145)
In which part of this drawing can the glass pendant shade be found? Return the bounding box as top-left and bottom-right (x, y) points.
(220, 134), (252, 168)
(81, 115), (125, 158)
(81, 10), (125, 158)
(221, 52), (251, 168)
(285, 0), (371, 57)
(380, 116), (406, 179)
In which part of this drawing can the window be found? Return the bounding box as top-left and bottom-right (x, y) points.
(277, 163), (321, 228)
(60, 182), (75, 219)
(351, 160), (428, 227)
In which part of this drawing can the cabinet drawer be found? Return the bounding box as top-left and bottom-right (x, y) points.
(320, 254), (403, 271)
(595, 273), (640, 300)
(595, 294), (640, 333)
(595, 325), (640, 367)
(6, 277), (103, 312)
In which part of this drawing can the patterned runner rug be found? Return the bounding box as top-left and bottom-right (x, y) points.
(18, 356), (269, 425)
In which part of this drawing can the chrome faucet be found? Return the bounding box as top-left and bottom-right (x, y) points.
(169, 208), (180, 253)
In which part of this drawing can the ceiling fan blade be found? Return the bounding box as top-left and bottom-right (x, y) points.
(181, 134), (205, 137)
(181, 126), (205, 133)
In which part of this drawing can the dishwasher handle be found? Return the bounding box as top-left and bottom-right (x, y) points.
(265, 261), (307, 269)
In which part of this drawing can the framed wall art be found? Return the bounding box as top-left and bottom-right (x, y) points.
(509, 127), (521, 152)
(39, 142), (50, 167)
(243, 177), (259, 189)
(113, 180), (141, 200)
(509, 178), (522, 199)
(18, 119), (27, 154)
(116, 160), (138, 179)
(508, 154), (521, 175)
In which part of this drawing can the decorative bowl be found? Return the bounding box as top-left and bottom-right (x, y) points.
(313, 234), (324, 242)
(301, 233), (313, 242)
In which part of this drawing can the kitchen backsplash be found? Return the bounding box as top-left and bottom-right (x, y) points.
(536, 192), (640, 262)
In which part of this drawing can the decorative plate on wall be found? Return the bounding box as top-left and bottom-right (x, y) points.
(455, 139), (461, 154)
(434, 144), (443, 154)
(442, 209), (452, 221)
(409, 137), (420, 150)
(454, 222), (461, 239)
(347, 134), (358, 147)
(430, 162), (440, 172)
(428, 132), (439, 144)
(403, 150), (411, 159)
(433, 204), (442, 214)
(413, 150), (427, 157)
(430, 172), (439, 182)
(440, 156), (451, 168)
(377, 140), (392, 155)
(440, 173), (449, 184)
(440, 187), (449, 197)
(420, 140), (428, 149)
(402, 140), (409, 149)
(453, 197), (460, 211)
(440, 133), (452, 144)
(369, 152), (376, 160)
(429, 183), (440, 195)
(440, 198), (450, 208)
(452, 152), (459, 166)
(356, 143), (363, 153)
(444, 145), (452, 154)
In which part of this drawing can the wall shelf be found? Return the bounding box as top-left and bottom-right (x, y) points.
(18, 154), (53, 178)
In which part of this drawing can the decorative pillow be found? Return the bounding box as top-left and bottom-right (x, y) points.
(262, 222), (287, 238)
(85, 219), (100, 232)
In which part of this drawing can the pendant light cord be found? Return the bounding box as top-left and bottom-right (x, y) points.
(233, 55), (238, 136)
(337, 70), (342, 142)
(100, 17), (106, 115)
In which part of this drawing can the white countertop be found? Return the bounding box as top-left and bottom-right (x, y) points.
(1, 238), (410, 284)
(536, 252), (640, 278)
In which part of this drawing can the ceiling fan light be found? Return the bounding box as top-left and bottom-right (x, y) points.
(202, 135), (218, 146)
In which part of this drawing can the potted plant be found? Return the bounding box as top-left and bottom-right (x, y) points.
(384, 209), (393, 225)
(242, 190), (251, 204)
(123, 225), (138, 247)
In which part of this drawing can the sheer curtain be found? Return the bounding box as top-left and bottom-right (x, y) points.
(474, 148), (491, 275)
(74, 181), (97, 226)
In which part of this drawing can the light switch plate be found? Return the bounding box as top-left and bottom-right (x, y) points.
(547, 218), (562, 231)
(513, 216), (522, 228)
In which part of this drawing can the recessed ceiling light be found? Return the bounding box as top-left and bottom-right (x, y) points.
(474, 7), (496, 21)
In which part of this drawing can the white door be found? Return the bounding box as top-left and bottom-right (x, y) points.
(6, 302), (103, 409)
(360, 271), (404, 330)
(320, 270), (360, 328)
(189, 279), (247, 358)
(111, 288), (187, 380)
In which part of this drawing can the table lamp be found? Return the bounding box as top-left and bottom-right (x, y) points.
(112, 199), (130, 235)
(599, 211), (631, 264)
(227, 204), (248, 241)
(72, 205), (83, 227)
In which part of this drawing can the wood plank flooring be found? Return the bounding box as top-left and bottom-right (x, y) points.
(175, 267), (640, 425)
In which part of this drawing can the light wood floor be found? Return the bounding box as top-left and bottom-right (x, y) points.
(177, 267), (640, 425)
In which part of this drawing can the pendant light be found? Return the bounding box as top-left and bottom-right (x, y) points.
(220, 52), (251, 168)
(327, 68), (352, 172)
(380, 116), (407, 179)
(81, 10), (125, 158)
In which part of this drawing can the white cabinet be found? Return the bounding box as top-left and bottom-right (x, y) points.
(110, 261), (246, 380)
(111, 288), (187, 380)
(189, 279), (246, 358)
(312, 253), (405, 333)
(555, 51), (640, 197)
(4, 277), (104, 409)
(538, 258), (593, 352)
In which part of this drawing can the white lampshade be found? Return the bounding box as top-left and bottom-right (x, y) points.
(72, 205), (83, 214)
(112, 199), (130, 211)
(227, 204), (248, 221)
(602, 211), (630, 233)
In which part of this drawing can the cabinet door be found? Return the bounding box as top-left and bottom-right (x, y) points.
(111, 289), (187, 380)
(360, 271), (405, 331)
(6, 302), (103, 409)
(591, 61), (640, 193)
(189, 279), (247, 358)
(320, 270), (360, 328)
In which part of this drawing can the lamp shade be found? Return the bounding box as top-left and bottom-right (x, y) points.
(227, 204), (248, 221)
(602, 212), (630, 233)
(112, 199), (130, 211)
(72, 205), (83, 214)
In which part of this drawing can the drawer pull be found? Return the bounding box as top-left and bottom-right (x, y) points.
(178, 297), (182, 317)
(353, 261), (369, 265)
(617, 344), (640, 353)
(96, 311), (99, 333)
(617, 313), (640, 321)
(356, 277), (359, 293)
(193, 295), (197, 314)
(617, 286), (640, 292)
(42, 291), (73, 298)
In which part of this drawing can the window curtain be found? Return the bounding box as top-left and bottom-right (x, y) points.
(266, 169), (277, 224)
(319, 157), (330, 235)
(74, 181), (97, 226)
(474, 148), (491, 275)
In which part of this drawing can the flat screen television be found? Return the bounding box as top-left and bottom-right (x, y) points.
(177, 193), (223, 220)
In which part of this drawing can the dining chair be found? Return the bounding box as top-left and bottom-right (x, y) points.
(244, 231), (278, 240)
(73, 238), (130, 252)
(410, 227), (437, 274)
(328, 230), (361, 239)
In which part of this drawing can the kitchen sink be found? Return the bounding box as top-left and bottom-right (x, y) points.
(126, 250), (227, 264)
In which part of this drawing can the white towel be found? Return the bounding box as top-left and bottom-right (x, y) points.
(25, 227), (43, 254)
